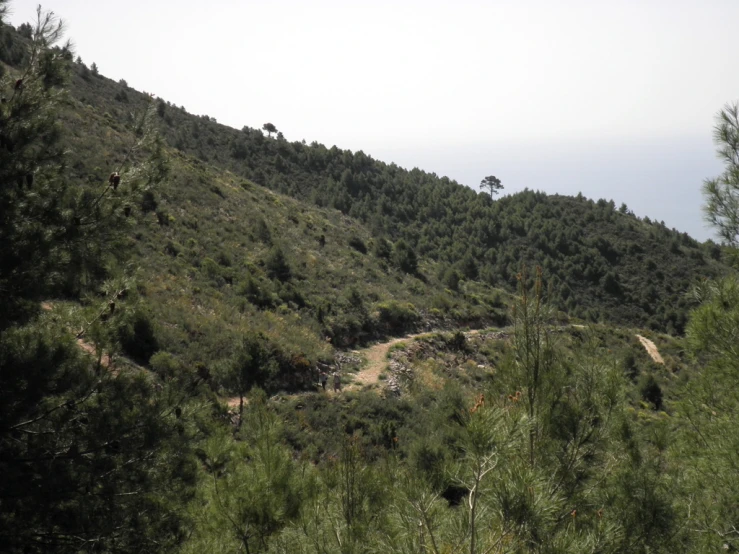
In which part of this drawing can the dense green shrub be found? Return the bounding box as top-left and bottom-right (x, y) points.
(149, 350), (181, 379)
(375, 300), (419, 335)
(392, 239), (418, 274)
(238, 274), (276, 309)
(372, 237), (392, 259)
(117, 308), (159, 365)
(447, 330), (467, 352)
(639, 373), (663, 410)
(265, 245), (291, 281)
(443, 267), (461, 291)
(348, 235), (367, 254)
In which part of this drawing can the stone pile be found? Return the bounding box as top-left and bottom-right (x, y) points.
(384, 354), (414, 397)
(335, 353), (362, 367)
(476, 331), (509, 341)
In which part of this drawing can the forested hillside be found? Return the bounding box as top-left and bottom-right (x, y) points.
(64, 65), (728, 334)
(2, 8), (739, 554)
(51, 53), (728, 389)
(58, 76), (512, 380)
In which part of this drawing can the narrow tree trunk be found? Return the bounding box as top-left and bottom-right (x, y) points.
(469, 460), (482, 554)
(238, 393), (244, 429)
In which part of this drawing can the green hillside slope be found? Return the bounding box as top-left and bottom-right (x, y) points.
(2, 20), (727, 385)
(65, 60), (728, 335)
(55, 80), (509, 385)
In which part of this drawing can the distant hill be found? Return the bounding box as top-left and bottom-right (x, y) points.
(33, 65), (507, 381)
(1, 22), (728, 365)
(65, 59), (728, 335)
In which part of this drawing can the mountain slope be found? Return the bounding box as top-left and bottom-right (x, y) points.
(2, 22), (728, 348)
(52, 82), (509, 386)
(66, 65), (727, 334)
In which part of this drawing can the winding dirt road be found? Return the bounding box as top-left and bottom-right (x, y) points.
(348, 332), (432, 390)
(348, 329), (484, 390)
(224, 326), (666, 406)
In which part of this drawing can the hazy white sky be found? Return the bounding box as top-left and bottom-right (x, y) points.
(9, 0), (739, 240)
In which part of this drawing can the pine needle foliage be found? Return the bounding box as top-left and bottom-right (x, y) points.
(0, 5), (197, 553)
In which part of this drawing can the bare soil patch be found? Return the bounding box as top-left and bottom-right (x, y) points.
(636, 334), (664, 364)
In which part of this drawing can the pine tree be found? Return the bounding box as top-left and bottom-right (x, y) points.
(677, 274), (739, 551)
(0, 6), (196, 552)
(663, 100), (739, 552)
(703, 102), (739, 249)
(480, 175), (503, 198)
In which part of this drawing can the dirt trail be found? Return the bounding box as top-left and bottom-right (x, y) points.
(224, 329), (486, 406)
(223, 333), (435, 407)
(42, 302), (110, 368)
(75, 338), (107, 365)
(227, 397), (244, 408)
(222, 326), (666, 409)
(348, 333), (432, 390)
(349, 329), (486, 390)
(225, 330), (454, 406)
(635, 335), (664, 364)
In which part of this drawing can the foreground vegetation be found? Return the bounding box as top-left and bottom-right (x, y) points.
(1, 6), (739, 553)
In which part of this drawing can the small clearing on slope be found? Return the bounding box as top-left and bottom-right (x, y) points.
(636, 334), (664, 364)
